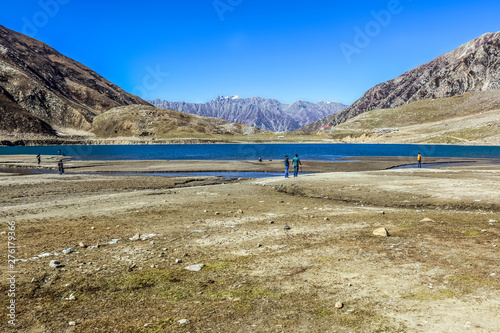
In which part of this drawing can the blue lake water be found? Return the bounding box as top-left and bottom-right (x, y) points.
(1, 143), (499, 161)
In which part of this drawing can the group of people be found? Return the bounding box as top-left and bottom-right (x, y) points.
(36, 150), (65, 175)
(284, 154), (302, 178)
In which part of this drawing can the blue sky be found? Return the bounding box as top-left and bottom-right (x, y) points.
(1, 0), (499, 105)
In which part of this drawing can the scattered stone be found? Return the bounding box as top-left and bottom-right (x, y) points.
(150, 264), (158, 268)
(277, 200), (284, 203)
(203, 209), (208, 213)
(270, 221), (275, 224)
(324, 217), (330, 221)
(238, 209), (244, 214)
(257, 243), (262, 248)
(335, 302), (344, 309)
(62, 293), (76, 301)
(347, 283), (352, 287)
(39, 252), (53, 257)
(177, 319), (190, 325)
(87, 245), (99, 250)
(79, 242), (86, 248)
(284, 225), (291, 231)
(378, 211), (385, 214)
(184, 264), (205, 271)
(373, 228), (390, 237)
(62, 248), (74, 254)
(49, 260), (63, 268)
(91, 226), (95, 230)
(420, 218), (435, 222)
(175, 259), (183, 264)
(107, 239), (120, 245)
(192, 230), (204, 233)
(68, 321), (76, 326)
(201, 235), (210, 239)
(144, 323), (153, 327)
(158, 253), (165, 257)
(489, 219), (497, 223)
(491, 273), (496, 277)
(129, 233), (140, 241)
(129, 264), (137, 271)
(303, 207), (309, 210)
(215, 212), (220, 215)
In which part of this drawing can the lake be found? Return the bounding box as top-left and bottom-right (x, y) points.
(1, 143), (499, 161)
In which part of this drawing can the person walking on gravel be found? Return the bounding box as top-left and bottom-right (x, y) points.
(417, 152), (422, 168)
(284, 155), (290, 178)
(292, 154), (302, 177)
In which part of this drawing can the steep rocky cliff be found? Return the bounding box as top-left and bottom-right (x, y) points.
(151, 96), (346, 132)
(302, 32), (500, 132)
(0, 24), (149, 135)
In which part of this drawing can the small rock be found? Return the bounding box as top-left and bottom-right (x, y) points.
(49, 260), (63, 268)
(238, 209), (244, 214)
(270, 220), (275, 224)
(177, 319), (190, 325)
(175, 259), (183, 264)
(62, 248), (74, 254)
(91, 226), (95, 230)
(378, 211), (385, 214)
(277, 200), (284, 203)
(129, 233), (140, 241)
(284, 225), (291, 231)
(324, 217), (330, 221)
(257, 243), (262, 248)
(144, 323), (153, 327)
(184, 264), (205, 272)
(68, 321), (76, 326)
(420, 218), (435, 222)
(78, 242), (86, 248)
(335, 302), (344, 309)
(373, 228), (390, 237)
(215, 212), (220, 215)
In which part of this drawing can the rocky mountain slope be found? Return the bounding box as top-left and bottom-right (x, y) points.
(0, 24), (149, 135)
(151, 96), (346, 132)
(302, 32), (500, 132)
(92, 105), (262, 138)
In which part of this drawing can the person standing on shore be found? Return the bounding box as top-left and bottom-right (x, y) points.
(417, 152), (422, 168)
(284, 155), (290, 178)
(36, 153), (41, 165)
(292, 154), (302, 177)
(58, 160), (64, 175)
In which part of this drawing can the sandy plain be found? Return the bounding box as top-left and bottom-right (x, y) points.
(0, 155), (499, 332)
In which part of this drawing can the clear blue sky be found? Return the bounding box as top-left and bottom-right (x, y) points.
(1, 0), (499, 105)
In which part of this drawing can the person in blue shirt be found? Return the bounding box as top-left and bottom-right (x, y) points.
(292, 154), (302, 177)
(284, 155), (290, 178)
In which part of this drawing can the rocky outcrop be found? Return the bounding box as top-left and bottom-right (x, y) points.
(302, 32), (500, 132)
(0, 24), (149, 135)
(151, 96), (346, 132)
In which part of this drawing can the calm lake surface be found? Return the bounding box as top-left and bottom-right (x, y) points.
(1, 143), (499, 161)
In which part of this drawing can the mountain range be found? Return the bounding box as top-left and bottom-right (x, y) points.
(302, 32), (500, 132)
(150, 96), (347, 132)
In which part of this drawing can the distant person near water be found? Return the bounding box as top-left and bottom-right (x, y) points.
(284, 155), (290, 178)
(58, 160), (64, 175)
(259, 157), (262, 162)
(36, 153), (41, 165)
(58, 149), (62, 155)
(292, 154), (302, 177)
(417, 152), (422, 168)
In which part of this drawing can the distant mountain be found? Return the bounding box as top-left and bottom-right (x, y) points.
(151, 96), (346, 132)
(0, 24), (149, 135)
(302, 32), (500, 132)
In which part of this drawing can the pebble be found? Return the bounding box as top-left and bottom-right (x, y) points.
(238, 209), (244, 214)
(129, 233), (140, 241)
(62, 248), (74, 254)
(335, 302), (344, 309)
(175, 259), (183, 264)
(184, 264), (205, 271)
(215, 212), (220, 215)
(68, 321), (76, 326)
(91, 226), (95, 230)
(284, 225), (291, 231)
(420, 218), (435, 222)
(177, 319), (190, 325)
(79, 242), (86, 248)
(373, 228), (390, 237)
(324, 217), (329, 221)
(49, 260), (63, 268)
